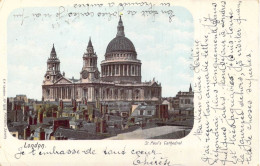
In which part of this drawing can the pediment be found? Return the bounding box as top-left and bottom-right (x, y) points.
(54, 77), (72, 84)
(151, 82), (159, 87)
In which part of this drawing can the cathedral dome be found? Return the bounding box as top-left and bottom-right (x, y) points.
(106, 36), (136, 54)
(105, 16), (136, 54)
(101, 16), (142, 83)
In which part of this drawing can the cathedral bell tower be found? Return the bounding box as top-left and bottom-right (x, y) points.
(80, 38), (100, 83)
(44, 44), (62, 84)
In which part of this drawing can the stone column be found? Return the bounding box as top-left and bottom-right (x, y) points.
(88, 87), (91, 101)
(52, 87), (55, 100)
(117, 65), (119, 76)
(123, 65), (125, 76)
(68, 87), (71, 99)
(111, 65), (114, 76)
(64, 87), (66, 99)
(56, 88), (58, 99)
(111, 65), (113, 76)
(99, 87), (102, 100)
(131, 65), (133, 76)
(60, 88), (62, 99)
(119, 64), (121, 76)
(56, 87), (57, 99)
(65, 87), (67, 99)
(66, 87), (69, 99)
(126, 65), (129, 76)
(129, 65), (131, 76)
(141, 89), (145, 100)
(50, 88), (53, 98)
(109, 65), (110, 76)
(55, 87), (58, 99)
(108, 65), (112, 76)
(108, 65), (110, 76)
(58, 87), (60, 99)
(63, 88), (65, 99)
(115, 65), (117, 76)
(49, 88), (52, 99)
(111, 88), (114, 100)
(139, 65), (141, 76)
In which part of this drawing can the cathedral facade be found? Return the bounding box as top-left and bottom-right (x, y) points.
(42, 16), (162, 103)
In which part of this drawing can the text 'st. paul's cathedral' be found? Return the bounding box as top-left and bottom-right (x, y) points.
(42, 16), (162, 103)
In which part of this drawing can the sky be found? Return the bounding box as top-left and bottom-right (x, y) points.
(7, 5), (194, 100)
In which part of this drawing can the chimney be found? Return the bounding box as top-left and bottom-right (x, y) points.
(14, 109), (17, 122)
(39, 128), (45, 140)
(101, 119), (107, 133)
(59, 100), (64, 110)
(100, 104), (103, 114)
(34, 117), (37, 125)
(28, 116), (32, 125)
(24, 126), (31, 140)
(73, 99), (77, 112)
(105, 105), (108, 114)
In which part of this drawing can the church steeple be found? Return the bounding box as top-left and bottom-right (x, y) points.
(189, 83), (192, 92)
(87, 37), (94, 53)
(44, 44), (61, 84)
(50, 44), (57, 58)
(81, 38), (100, 82)
(88, 37), (93, 47)
(116, 15), (125, 37)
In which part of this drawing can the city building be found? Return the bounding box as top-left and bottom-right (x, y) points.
(8, 94), (28, 103)
(173, 84), (194, 115)
(42, 16), (162, 104)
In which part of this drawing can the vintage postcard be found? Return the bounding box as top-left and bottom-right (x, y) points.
(0, 0), (259, 165)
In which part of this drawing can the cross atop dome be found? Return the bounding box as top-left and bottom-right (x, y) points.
(117, 15), (125, 37)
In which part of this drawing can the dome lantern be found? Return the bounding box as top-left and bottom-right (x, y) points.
(116, 15), (125, 37)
